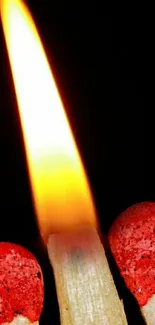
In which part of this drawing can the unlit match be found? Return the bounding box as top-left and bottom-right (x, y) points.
(109, 202), (155, 325)
(0, 243), (44, 325)
(48, 227), (128, 325)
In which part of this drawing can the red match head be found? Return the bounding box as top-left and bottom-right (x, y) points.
(0, 242), (44, 324)
(108, 202), (155, 307)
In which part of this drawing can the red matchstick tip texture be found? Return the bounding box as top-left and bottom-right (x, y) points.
(0, 242), (44, 324)
(108, 202), (155, 307)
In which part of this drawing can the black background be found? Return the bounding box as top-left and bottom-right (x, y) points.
(0, 1), (151, 324)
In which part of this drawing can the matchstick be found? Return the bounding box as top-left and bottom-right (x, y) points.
(0, 1), (127, 323)
(0, 242), (44, 325)
(109, 202), (155, 325)
(47, 226), (128, 325)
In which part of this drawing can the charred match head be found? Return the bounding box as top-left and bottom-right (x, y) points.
(0, 242), (44, 325)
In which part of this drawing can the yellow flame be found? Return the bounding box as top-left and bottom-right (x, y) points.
(0, 0), (98, 240)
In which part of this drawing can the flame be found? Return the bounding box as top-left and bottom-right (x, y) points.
(0, 0), (98, 240)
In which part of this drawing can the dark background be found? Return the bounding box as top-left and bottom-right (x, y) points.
(0, 1), (151, 324)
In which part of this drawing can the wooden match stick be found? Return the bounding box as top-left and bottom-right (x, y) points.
(0, 1), (127, 323)
(47, 227), (128, 325)
(141, 296), (155, 325)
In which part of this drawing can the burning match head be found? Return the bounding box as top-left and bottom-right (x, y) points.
(0, 242), (44, 324)
(108, 202), (155, 308)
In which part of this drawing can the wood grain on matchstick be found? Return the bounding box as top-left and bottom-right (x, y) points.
(47, 227), (128, 325)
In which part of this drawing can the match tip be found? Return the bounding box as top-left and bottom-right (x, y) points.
(0, 242), (44, 324)
(108, 201), (155, 307)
